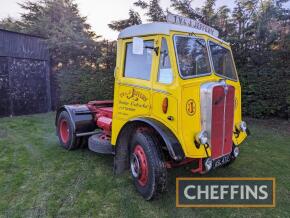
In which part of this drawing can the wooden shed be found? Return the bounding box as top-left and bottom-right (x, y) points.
(0, 29), (51, 117)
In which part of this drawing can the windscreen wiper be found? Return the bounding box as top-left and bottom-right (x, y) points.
(191, 31), (227, 48)
(145, 46), (159, 55)
(189, 32), (206, 48)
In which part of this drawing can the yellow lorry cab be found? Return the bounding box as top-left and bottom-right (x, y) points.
(55, 15), (249, 200)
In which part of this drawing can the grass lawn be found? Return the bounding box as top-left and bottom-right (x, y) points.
(0, 113), (289, 217)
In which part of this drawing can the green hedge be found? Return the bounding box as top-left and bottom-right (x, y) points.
(239, 67), (289, 119)
(56, 66), (289, 119)
(287, 80), (290, 119)
(57, 67), (114, 106)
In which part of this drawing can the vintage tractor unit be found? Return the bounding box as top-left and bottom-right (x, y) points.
(56, 14), (249, 200)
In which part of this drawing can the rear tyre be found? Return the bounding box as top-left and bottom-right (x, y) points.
(57, 111), (80, 150)
(130, 130), (167, 200)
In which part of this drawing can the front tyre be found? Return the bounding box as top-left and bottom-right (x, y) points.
(130, 131), (167, 200)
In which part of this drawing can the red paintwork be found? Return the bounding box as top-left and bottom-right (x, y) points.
(60, 119), (69, 143)
(134, 145), (149, 187)
(86, 100), (113, 135)
(211, 86), (225, 159)
(211, 85), (235, 159)
(165, 158), (194, 168)
(97, 116), (112, 132)
(88, 100), (114, 106)
(97, 107), (113, 119)
(166, 158), (205, 174)
(223, 86), (235, 155)
(191, 158), (204, 174)
(97, 132), (111, 142)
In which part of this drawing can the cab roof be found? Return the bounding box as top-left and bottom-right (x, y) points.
(118, 22), (229, 45)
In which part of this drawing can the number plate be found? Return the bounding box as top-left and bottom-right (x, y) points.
(213, 154), (231, 168)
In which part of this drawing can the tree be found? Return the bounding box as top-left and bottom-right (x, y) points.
(172, 0), (290, 118)
(0, 0), (101, 70)
(214, 5), (235, 37)
(108, 9), (142, 31)
(1, 0), (289, 118)
(0, 17), (23, 32)
(201, 0), (217, 24)
(170, 0), (202, 20)
(97, 40), (117, 72)
(108, 0), (166, 32)
(231, 0), (290, 118)
(134, 0), (166, 22)
(232, 0), (258, 39)
(0, 0), (110, 108)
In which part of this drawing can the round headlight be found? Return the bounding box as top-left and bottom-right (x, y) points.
(196, 131), (208, 145)
(240, 121), (247, 132)
(233, 146), (240, 158)
(204, 158), (213, 172)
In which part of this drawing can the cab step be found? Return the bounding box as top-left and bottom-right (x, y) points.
(88, 133), (113, 154)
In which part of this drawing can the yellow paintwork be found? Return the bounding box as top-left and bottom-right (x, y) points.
(111, 31), (247, 159)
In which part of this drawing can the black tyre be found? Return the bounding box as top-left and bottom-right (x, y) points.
(130, 130), (167, 200)
(57, 111), (81, 150)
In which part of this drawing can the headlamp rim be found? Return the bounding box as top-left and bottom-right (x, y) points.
(240, 121), (247, 132)
(197, 130), (208, 145)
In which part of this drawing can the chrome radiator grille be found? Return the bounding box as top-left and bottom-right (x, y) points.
(200, 81), (235, 159)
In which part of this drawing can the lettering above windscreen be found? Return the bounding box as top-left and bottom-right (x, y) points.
(167, 13), (219, 37)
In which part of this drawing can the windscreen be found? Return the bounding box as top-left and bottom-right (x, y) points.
(209, 41), (237, 80)
(174, 36), (211, 78)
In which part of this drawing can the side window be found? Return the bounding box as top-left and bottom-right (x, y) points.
(158, 38), (173, 84)
(124, 40), (154, 80)
(209, 41), (237, 80)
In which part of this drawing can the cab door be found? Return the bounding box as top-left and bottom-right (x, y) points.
(115, 36), (158, 121)
(151, 37), (178, 132)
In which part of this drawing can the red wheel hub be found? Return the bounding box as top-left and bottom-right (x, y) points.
(59, 119), (69, 143)
(131, 145), (148, 186)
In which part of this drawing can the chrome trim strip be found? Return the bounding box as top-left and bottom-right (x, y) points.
(221, 85), (227, 155)
(152, 88), (171, 95)
(76, 131), (100, 137)
(118, 82), (151, 90)
(200, 82), (218, 145)
(118, 82), (171, 95)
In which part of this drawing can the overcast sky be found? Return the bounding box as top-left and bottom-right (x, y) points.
(0, 0), (289, 40)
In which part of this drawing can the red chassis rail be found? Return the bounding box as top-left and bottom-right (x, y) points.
(85, 100), (206, 174)
(86, 100), (113, 136)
